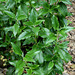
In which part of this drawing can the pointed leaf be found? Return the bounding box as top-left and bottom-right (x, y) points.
(62, 0), (72, 5)
(11, 42), (22, 56)
(4, 10), (15, 18)
(34, 20), (45, 25)
(16, 6), (26, 20)
(24, 50), (40, 62)
(55, 62), (64, 72)
(23, 21), (34, 26)
(13, 24), (19, 37)
(44, 34), (56, 45)
(34, 51), (44, 64)
(18, 29), (32, 40)
(32, 27), (40, 36)
(39, 28), (51, 38)
(51, 15), (59, 30)
(58, 2), (68, 16)
(48, 62), (54, 71)
(58, 49), (72, 62)
(50, 0), (57, 5)
(29, 9), (37, 23)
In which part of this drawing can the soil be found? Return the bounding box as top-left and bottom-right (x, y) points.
(63, 0), (75, 75)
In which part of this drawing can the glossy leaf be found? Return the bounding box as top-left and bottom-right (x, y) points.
(24, 20), (44, 26)
(23, 37), (35, 45)
(50, 0), (57, 5)
(29, 9), (37, 23)
(9, 60), (25, 75)
(34, 51), (44, 64)
(62, 0), (72, 5)
(45, 17), (52, 29)
(39, 28), (51, 38)
(11, 42), (22, 56)
(34, 20), (44, 25)
(58, 2), (68, 16)
(24, 50), (40, 62)
(4, 10), (15, 18)
(51, 15), (59, 30)
(23, 21), (34, 26)
(44, 33), (56, 45)
(58, 49), (72, 62)
(55, 62), (64, 72)
(32, 27), (40, 36)
(4, 26), (13, 32)
(18, 29), (32, 40)
(13, 24), (19, 37)
(48, 62), (54, 71)
(16, 6), (26, 20)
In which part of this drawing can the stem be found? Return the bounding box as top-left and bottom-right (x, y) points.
(29, 0), (32, 9)
(34, 35), (37, 44)
(55, 30), (59, 48)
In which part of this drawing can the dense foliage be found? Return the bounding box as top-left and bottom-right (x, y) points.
(0, 0), (74, 75)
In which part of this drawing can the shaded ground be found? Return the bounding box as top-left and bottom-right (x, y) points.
(63, 0), (75, 75)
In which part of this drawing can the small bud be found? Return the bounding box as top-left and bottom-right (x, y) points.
(3, 63), (6, 66)
(3, 59), (7, 61)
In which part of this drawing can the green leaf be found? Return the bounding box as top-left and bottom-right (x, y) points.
(34, 51), (44, 64)
(0, 37), (2, 40)
(15, 61), (25, 74)
(33, 67), (45, 75)
(16, 6), (27, 20)
(44, 34), (56, 45)
(0, 44), (7, 47)
(39, 28), (51, 38)
(58, 2), (68, 16)
(48, 62), (54, 71)
(24, 50), (40, 62)
(27, 69), (32, 75)
(17, 68), (24, 75)
(64, 26), (75, 33)
(34, 20), (45, 25)
(24, 55), (35, 62)
(28, 64), (39, 69)
(23, 21), (34, 26)
(13, 23), (19, 37)
(55, 62), (64, 72)
(32, 27), (40, 36)
(45, 17), (52, 29)
(29, 9), (37, 23)
(24, 20), (44, 26)
(9, 61), (18, 67)
(6, 67), (15, 75)
(4, 26), (13, 33)
(15, 0), (21, 3)
(4, 10), (15, 18)
(51, 15), (59, 30)
(58, 49), (72, 62)
(18, 29), (32, 40)
(6, 0), (15, 9)
(23, 37), (35, 45)
(0, 3), (5, 11)
(59, 26), (75, 34)
(11, 42), (22, 56)
(21, 4), (29, 17)
(62, 0), (72, 5)
(50, 0), (57, 5)
(59, 41), (69, 49)
(9, 60), (25, 75)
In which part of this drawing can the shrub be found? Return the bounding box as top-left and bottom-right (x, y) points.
(0, 0), (74, 75)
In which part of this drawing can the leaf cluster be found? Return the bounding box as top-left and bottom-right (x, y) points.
(0, 0), (74, 75)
